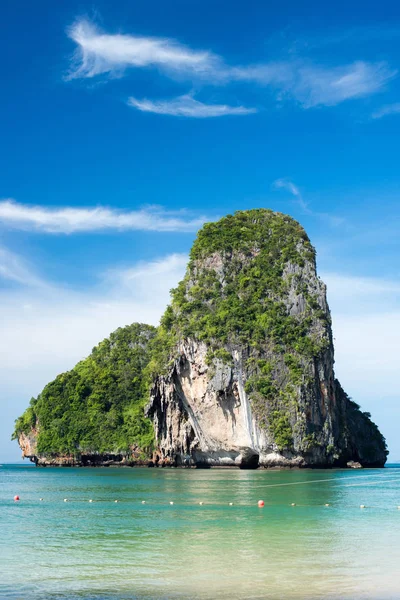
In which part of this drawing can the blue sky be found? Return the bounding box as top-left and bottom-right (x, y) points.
(0, 0), (399, 462)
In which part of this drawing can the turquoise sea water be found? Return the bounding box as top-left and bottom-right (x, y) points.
(1, 465), (400, 600)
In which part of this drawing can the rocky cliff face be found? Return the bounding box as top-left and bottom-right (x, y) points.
(147, 209), (387, 468)
(18, 430), (38, 460)
(14, 209), (387, 468)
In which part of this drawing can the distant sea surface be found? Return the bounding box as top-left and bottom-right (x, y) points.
(1, 464), (400, 600)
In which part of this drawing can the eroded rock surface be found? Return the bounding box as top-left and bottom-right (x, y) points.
(147, 210), (387, 468)
(15, 209), (387, 468)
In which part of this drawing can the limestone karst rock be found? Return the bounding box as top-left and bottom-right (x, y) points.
(146, 209), (387, 468)
(14, 209), (387, 467)
(14, 323), (156, 466)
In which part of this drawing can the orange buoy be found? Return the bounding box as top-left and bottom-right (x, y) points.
(14, 495), (20, 501)
(258, 500), (265, 508)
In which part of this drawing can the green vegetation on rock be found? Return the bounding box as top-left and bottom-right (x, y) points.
(13, 323), (156, 457)
(165, 210), (325, 354)
(12, 208), (387, 466)
(153, 209), (330, 440)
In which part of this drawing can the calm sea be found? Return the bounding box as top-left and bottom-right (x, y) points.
(1, 464), (400, 599)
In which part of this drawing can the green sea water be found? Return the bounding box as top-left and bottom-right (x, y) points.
(1, 465), (400, 600)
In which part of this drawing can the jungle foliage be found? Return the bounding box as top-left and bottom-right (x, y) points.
(14, 209), (374, 457)
(13, 323), (156, 456)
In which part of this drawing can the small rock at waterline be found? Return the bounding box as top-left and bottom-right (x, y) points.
(347, 461), (363, 469)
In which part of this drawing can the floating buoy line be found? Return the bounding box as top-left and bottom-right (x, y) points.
(10, 496), (400, 509)
(11, 471), (400, 508)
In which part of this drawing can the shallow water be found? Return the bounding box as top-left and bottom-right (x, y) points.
(1, 464), (400, 599)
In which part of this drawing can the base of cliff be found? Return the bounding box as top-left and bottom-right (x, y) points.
(24, 453), (153, 467)
(25, 453), (386, 468)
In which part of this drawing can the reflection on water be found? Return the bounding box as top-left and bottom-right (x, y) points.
(1, 465), (399, 599)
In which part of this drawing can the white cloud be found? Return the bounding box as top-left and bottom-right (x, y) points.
(105, 253), (188, 295)
(67, 19), (220, 80)
(273, 178), (308, 212)
(292, 61), (395, 107)
(233, 60), (395, 107)
(0, 249), (187, 382)
(273, 178), (301, 198)
(0, 246), (46, 287)
(128, 94), (256, 117)
(67, 19), (396, 109)
(0, 199), (207, 234)
(273, 178), (344, 225)
(371, 102), (400, 119)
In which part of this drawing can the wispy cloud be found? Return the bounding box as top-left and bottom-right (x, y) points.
(371, 102), (400, 119)
(0, 246), (46, 287)
(289, 61), (395, 108)
(273, 179), (344, 226)
(0, 199), (207, 234)
(273, 179), (308, 212)
(127, 93), (256, 117)
(234, 60), (395, 107)
(67, 19), (220, 80)
(67, 19), (396, 109)
(0, 250), (188, 376)
(105, 253), (188, 292)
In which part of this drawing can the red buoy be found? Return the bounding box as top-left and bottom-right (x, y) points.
(258, 500), (265, 508)
(14, 495), (20, 501)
